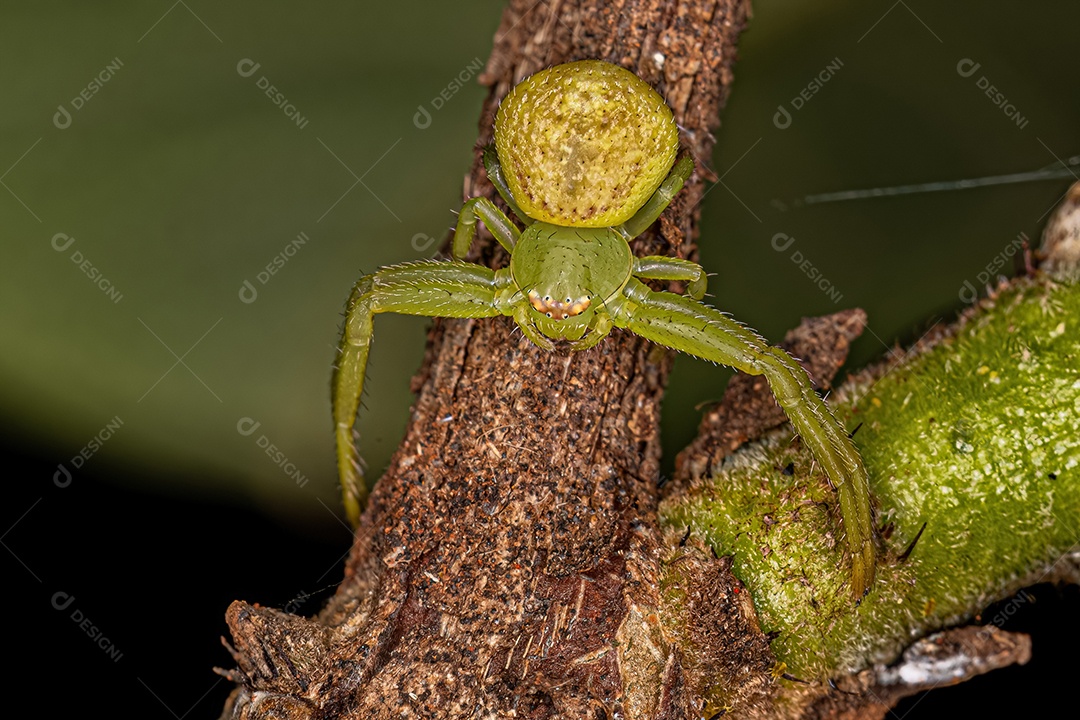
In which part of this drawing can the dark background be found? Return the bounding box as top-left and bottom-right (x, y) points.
(2, 1), (1077, 715)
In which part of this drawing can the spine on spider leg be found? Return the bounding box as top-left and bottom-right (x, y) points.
(332, 275), (376, 527)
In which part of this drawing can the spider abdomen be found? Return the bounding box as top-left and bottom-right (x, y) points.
(494, 59), (679, 229)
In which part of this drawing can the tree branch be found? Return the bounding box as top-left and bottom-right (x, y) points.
(219, 1), (752, 718)
(217, 1), (1080, 716)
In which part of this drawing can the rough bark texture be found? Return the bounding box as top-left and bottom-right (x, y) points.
(219, 1), (752, 718)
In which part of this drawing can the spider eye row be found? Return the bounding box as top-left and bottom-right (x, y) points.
(527, 290), (593, 320)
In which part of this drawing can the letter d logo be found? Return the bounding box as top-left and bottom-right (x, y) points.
(52, 591), (75, 611)
(236, 59), (261, 78)
(771, 233), (795, 252)
(239, 279), (258, 304)
(956, 58), (981, 78)
(237, 417), (261, 436)
(54, 463), (73, 488)
(52, 233), (76, 252)
(53, 105), (72, 130)
(773, 104), (792, 130)
(413, 105), (432, 130)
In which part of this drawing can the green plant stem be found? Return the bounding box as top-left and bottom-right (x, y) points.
(661, 273), (1080, 678)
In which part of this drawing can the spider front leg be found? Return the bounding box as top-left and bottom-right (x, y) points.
(333, 261), (508, 525)
(451, 196), (520, 259)
(633, 256), (707, 299)
(619, 155), (695, 239)
(614, 279), (876, 598)
(482, 146), (533, 227)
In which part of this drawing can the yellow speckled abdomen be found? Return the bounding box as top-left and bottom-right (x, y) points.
(494, 59), (679, 228)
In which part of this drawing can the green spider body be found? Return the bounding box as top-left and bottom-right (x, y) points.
(509, 224), (630, 342)
(333, 60), (877, 597)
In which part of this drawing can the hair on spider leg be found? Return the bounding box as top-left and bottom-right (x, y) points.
(848, 422), (863, 439)
(781, 430), (804, 453)
(679, 525), (692, 547)
(506, 325), (527, 344)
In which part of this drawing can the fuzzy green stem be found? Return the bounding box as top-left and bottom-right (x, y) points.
(661, 274), (1080, 678)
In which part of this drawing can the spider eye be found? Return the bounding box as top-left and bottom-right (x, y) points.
(544, 295), (551, 302)
(565, 297), (571, 304)
(546, 312), (552, 318)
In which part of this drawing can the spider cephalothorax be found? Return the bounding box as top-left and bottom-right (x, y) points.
(333, 60), (877, 597)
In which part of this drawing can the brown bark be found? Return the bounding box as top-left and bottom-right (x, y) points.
(219, 1), (751, 718)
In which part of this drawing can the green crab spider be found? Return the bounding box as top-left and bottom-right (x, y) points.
(333, 60), (876, 597)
